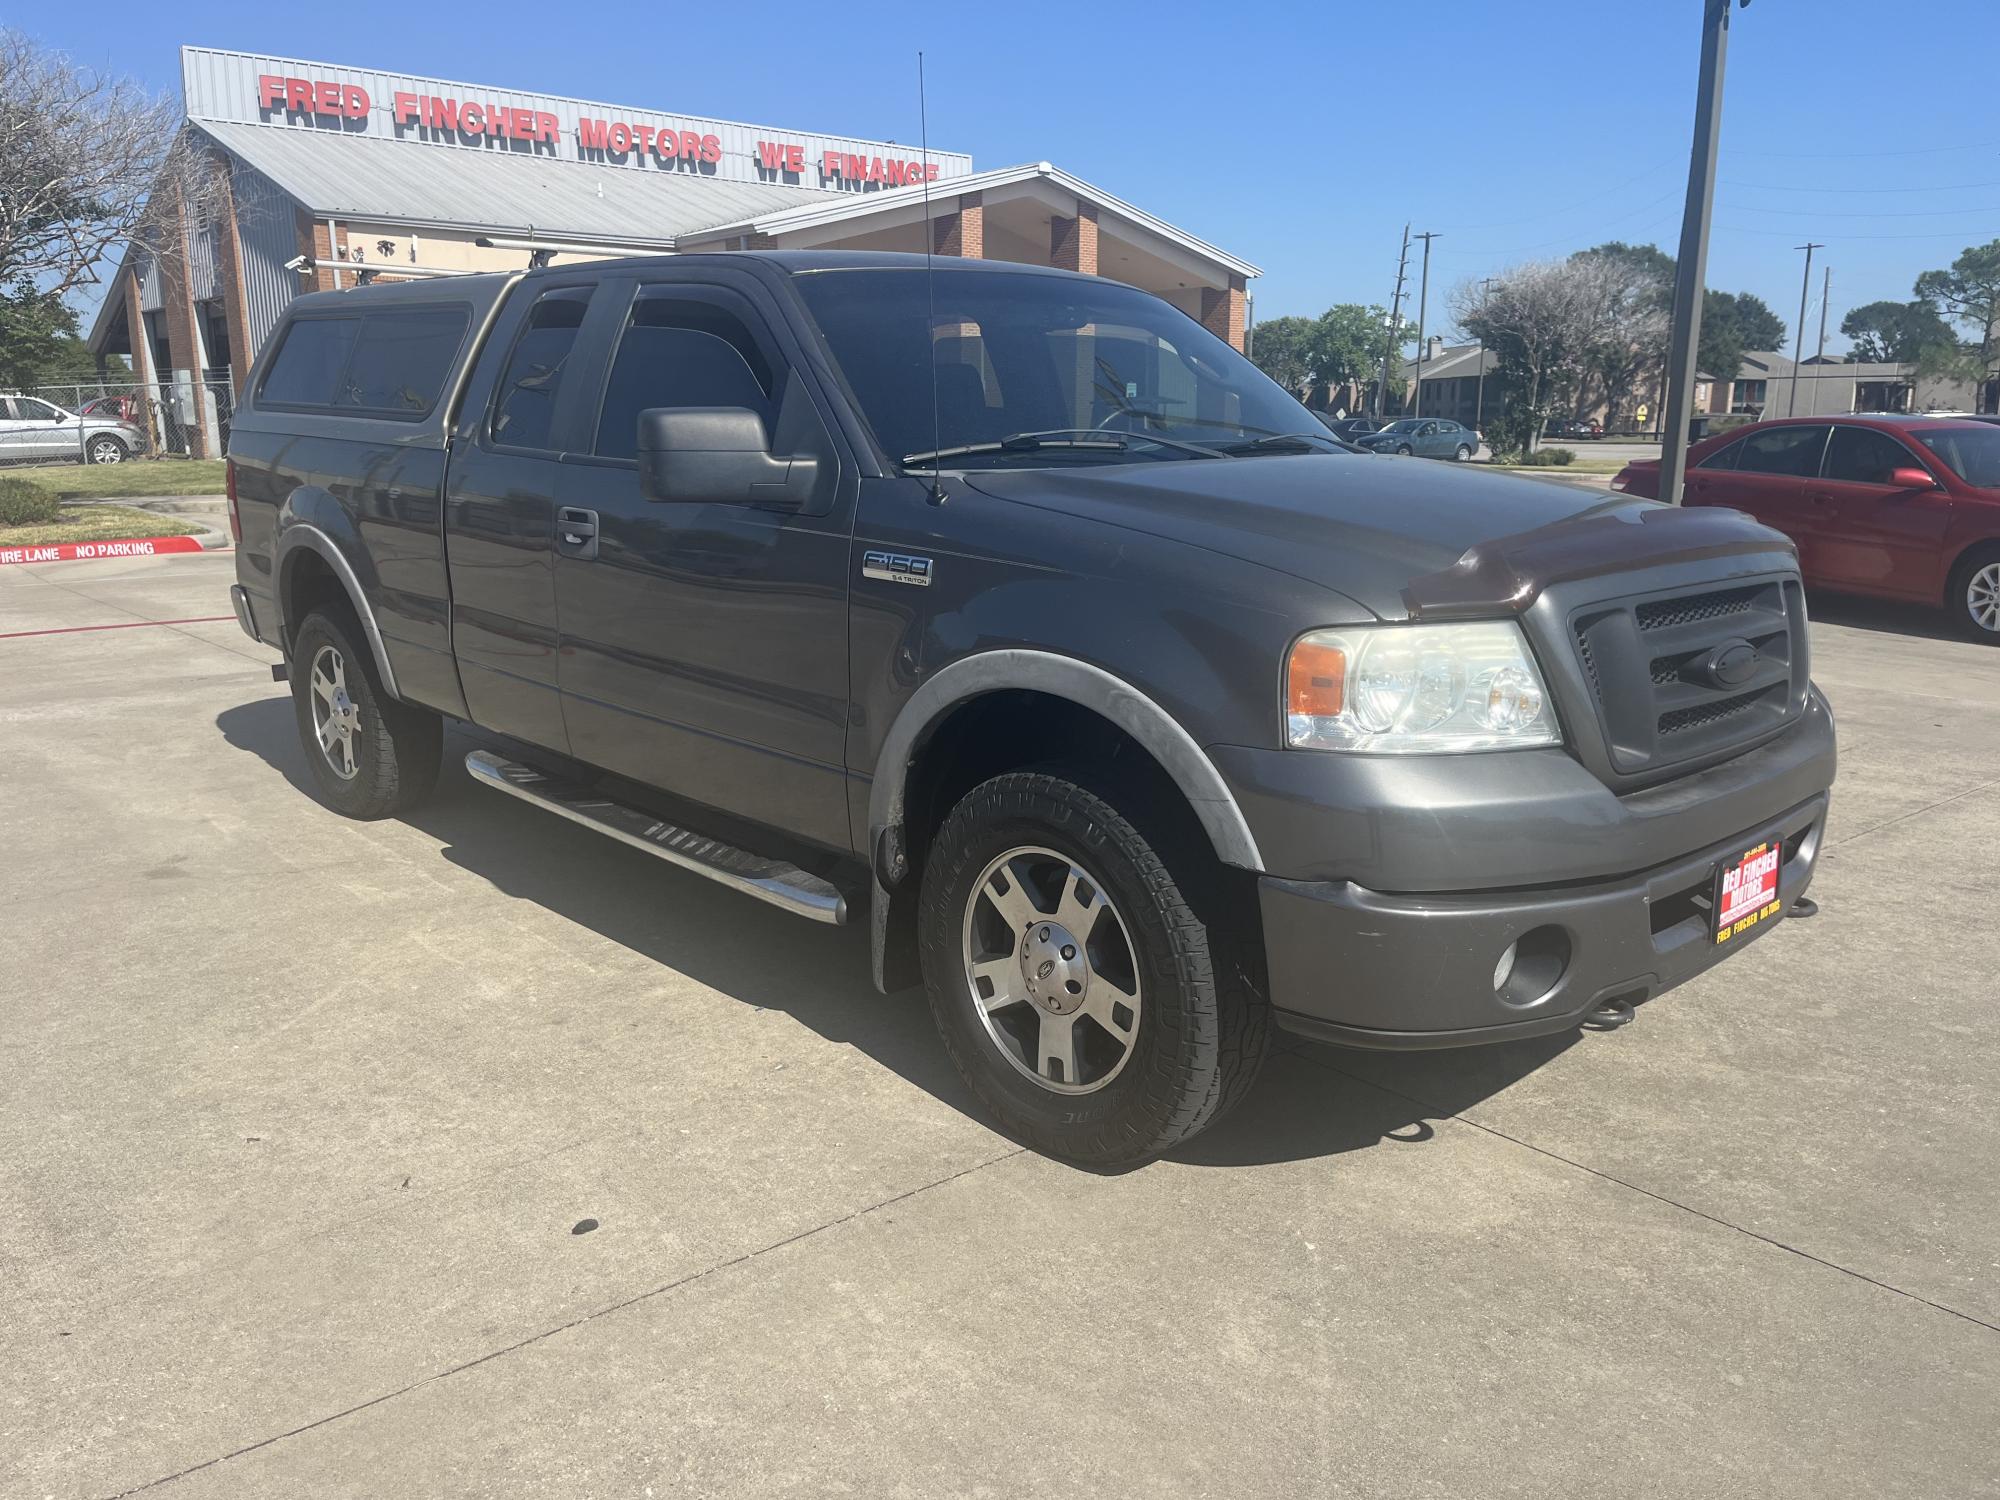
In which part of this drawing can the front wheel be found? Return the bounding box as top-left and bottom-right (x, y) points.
(86, 436), (126, 464)
(918, 772), (1268, 1167)
(1948, 545), (2000, 642)
(289, 607), (442, 817)
(1396, 443), (1414, 456)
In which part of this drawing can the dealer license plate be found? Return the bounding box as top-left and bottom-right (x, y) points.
(1713, 840), (1783, 945)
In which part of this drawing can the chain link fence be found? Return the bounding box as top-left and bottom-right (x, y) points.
(1, 378), (234, 468)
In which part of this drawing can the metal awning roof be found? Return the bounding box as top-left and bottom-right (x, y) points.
(194, 119), (843, 242)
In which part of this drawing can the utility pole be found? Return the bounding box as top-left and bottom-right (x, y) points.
(1411, 230), (1440, 418)
(1814, 263), (1831, 367)
(1788, 241), (1823, 416)
(1474, 275), (1497, 438)
(1659, 0), (1741, 507)
(1375, 223), (1411, 418)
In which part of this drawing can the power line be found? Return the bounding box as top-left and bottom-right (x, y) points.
(1734, 142), (1974, 161)
(1720, 201), (2000, 219)
(1718, 224), (1988, 241)
(1722, 176), (2000, 194)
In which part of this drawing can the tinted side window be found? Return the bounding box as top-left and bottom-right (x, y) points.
(1734, 425), (1829, 477)
(491, 286), (592, 452)
(1697, 437), (1744, 471)
(259, 318), (360, 407)
(336, 308), (469, 415)
(593, 291), (775, 461)
(1824, 426), (1916, 485)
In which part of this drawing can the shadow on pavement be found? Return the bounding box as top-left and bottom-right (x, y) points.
(217, 695), (1573, 1170)
(1807, 590), (1958, 643)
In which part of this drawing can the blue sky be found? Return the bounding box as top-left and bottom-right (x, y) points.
(37, 0), (2000, 353)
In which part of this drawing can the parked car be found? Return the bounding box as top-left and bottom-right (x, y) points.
(0, 393), (145, 464)
(80, 393), (146, 424)
(1355, 417), (1480, 459)
(1611, 414), (2000, 639)
(1545, 417), (1602, 440)
(229, 253), (1833, 1165)
(1314, 413), (1381, 444)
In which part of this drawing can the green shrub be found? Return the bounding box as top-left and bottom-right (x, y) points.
(1495, 447), (1576, 468)
(0, 476), (60, 527)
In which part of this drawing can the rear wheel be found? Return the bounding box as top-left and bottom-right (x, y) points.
(86, 436), (126, 464)
(1948, 545), (2000, 642)
(289, 607), (442, 817)
(1453, 443), (1472, 462)
(918, 771), (1268, 1167)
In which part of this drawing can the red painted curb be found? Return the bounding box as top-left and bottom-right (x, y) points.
(0, 535), (210, 566)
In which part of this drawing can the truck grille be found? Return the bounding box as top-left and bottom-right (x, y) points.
(1568, 576), (1806, 779)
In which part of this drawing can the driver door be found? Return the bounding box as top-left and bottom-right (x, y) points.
(552, 274), (857, 851)
(9, 397), (70, 461)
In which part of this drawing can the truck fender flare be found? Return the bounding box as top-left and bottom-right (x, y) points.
(868, 649), (1265, 874)
(274, 515), (401, 701)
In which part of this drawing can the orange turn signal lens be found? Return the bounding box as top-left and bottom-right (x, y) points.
(1287, 639), (1346, 719)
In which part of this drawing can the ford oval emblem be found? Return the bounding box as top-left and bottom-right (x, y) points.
(1700, 638), (1760, 688)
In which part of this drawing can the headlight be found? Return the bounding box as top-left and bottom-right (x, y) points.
(1285, 621), (1560, 752)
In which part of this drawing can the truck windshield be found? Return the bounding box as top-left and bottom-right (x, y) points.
(794, 267), (1328, 469)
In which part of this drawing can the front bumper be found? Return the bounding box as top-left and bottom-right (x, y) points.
(1261, 791), (1825, 1048)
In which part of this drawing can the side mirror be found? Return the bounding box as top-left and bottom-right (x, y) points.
(636, 407), (818, 509)
(1888, 465), (1936, 490)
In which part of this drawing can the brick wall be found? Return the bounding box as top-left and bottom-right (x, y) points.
(1050, 205), (1098, 275)
(932, 192), (983, 258)
(211, 161), (255, 392)
(1200, 275), (1248, 353)
(157, 191), (212, 458)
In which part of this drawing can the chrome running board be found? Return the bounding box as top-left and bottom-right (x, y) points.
(464, 750), (847, 925)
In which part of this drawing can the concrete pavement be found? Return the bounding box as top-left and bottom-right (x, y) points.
(3, 552), (1997, 1498)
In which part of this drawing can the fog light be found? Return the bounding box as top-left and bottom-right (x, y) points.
(1493, 941), (1518, 992)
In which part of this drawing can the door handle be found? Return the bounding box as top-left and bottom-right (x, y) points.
(556, 506), (599, 559)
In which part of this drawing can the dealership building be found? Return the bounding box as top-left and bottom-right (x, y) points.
(89, 47), (1261, 456)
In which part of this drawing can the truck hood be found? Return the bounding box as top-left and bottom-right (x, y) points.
(960, 454), (1780, 619)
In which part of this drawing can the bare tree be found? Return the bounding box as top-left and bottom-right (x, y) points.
(1571, 246), (1672, 431)
(1454, 260), (1620, 454)
(0, 30), (222, 299)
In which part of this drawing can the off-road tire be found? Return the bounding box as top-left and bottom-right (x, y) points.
(290, 606), (442, 818)
(1946, 543), (2000, 643)
(918, 772), (1269, 1167)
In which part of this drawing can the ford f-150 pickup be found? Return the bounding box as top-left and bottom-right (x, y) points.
(227, 251), (1835, 1165)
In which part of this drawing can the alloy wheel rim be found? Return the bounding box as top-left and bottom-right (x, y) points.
(960, 845), (1142, 1095)
(309, 644), (362, 781)
(92, 441), (121, 463)
(1969, 563), (2000, 633)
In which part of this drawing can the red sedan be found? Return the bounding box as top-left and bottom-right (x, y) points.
(1613, 415), (2000, 640)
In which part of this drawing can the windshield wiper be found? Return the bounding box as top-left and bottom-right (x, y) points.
(900, 428), (1225, 467)
(1219, 432), (1350, 455)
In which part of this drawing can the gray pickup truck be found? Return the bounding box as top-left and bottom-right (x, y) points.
(226, 251), (1835, 1165)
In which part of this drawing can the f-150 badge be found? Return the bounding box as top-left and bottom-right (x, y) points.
(862, 550), (933, 587)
